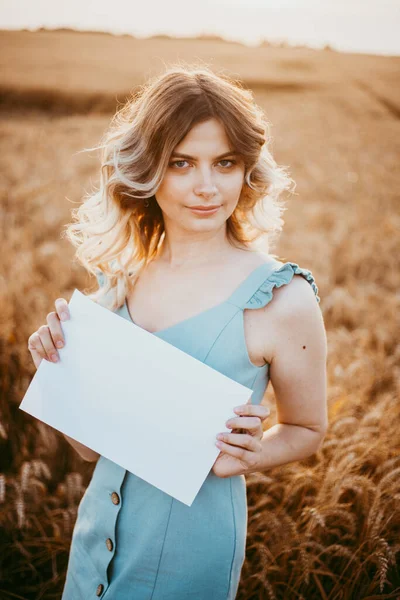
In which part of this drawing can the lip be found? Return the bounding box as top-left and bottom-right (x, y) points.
(188, 205), (221, 215)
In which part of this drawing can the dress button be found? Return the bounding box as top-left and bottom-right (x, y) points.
(96, 583), (104, 596)
(106, 537), (114, 551)
(111, 491), (120, 505)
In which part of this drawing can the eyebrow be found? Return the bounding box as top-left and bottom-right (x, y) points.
(170, 151), (239, 160)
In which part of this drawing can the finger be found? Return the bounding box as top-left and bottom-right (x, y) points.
(27, 332), (47, 369)
(232, 424), (264, 439)
(54, 298), (70, 322)
(233, 403), (270, 420)
(37, 325), (59, 363)
(217, 432), (261, 451)
(46, 311), (65, 349)
(225, 416), (263, 433)
(215, 434), (261, 459)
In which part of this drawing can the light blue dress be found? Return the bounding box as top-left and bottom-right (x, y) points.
(61, 259), (320, 600)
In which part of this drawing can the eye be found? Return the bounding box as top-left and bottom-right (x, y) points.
(169, 160), (189, 169)
(219, 159), (236, 168)
(169, 159), (237, 169)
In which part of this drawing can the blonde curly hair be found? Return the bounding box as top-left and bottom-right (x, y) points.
(62, 62), (294, 311)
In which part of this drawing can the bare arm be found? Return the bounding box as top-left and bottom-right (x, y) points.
(251, 275), (328, 473)
(28, 297), (101, 463)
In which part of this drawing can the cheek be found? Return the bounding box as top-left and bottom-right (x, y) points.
(221, 173), (245, 199)
(156, 175), (189, 206)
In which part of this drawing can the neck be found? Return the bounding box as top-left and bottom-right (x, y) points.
(155, 227), (248, 269)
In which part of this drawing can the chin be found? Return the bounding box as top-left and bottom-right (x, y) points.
(185, 221), (220, 234)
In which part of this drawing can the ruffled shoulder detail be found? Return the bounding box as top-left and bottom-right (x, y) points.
(245, 261), (320, 308)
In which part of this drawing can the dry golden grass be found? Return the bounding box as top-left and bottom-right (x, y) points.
(0, 28), (399, 600)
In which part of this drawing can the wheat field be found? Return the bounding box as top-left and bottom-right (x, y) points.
(0, 28), (399, 599)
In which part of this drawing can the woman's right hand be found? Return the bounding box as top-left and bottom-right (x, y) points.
(27, 298), (70, 370)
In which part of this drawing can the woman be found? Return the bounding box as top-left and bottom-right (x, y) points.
(28, 64), (328, 599)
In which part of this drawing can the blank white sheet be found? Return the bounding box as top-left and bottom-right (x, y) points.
(19, 289), (253, 506)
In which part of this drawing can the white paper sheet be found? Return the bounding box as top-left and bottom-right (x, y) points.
(19, 289), (253, 506)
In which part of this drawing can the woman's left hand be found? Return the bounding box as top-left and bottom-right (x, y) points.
(211, 401), (270, 478)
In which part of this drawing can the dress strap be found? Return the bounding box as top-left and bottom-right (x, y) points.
(228, 260), (320, 310)
(226, 260), (282, 308)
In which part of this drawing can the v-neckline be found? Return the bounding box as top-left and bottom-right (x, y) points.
(123, 260), (276, 336)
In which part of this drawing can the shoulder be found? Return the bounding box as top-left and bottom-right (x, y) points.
(248, 260), (324, 357)
(244, 258), (320, 312)
(270, 266), (320, 314)
(231, 249), (279, 278)
(263, 263), (326, 361)
(260, 261), (321, 323)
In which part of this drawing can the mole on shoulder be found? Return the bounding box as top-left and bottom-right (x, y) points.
(302, 345), (306, 349)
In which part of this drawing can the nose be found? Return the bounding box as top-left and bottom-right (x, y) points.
(194, 167), (218, 198)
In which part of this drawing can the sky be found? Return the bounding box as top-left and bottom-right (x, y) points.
(1, 0), (399, 56)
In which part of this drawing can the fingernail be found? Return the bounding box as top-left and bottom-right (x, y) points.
(60, 312), (69, 321)
(51, 354), (58, 362)
(56, 341), (64, 348)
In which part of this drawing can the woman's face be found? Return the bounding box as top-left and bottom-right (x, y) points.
(155, 118), (245, 234)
